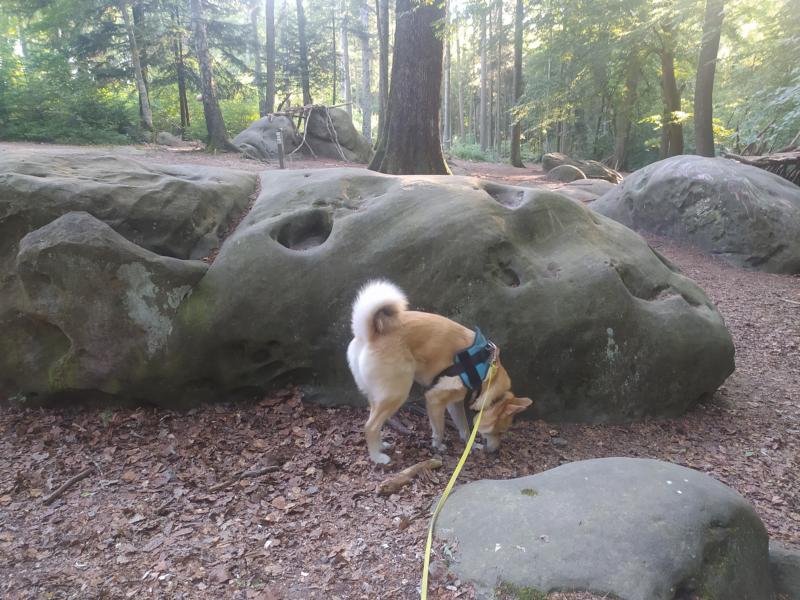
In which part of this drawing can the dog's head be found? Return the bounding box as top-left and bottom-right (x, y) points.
(474, 362), (533, 451)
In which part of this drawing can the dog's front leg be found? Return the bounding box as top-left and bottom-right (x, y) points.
(446, 401), (470, 442)
(425, 389), (452, 451)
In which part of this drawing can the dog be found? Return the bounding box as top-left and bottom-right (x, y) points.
(346, 280), (532, 464)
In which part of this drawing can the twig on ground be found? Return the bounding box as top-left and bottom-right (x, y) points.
(377, 459), (443, 496)
(778, 298), (800, 306)
(209, 465), (280, 493)
(42, 467), (94, 505)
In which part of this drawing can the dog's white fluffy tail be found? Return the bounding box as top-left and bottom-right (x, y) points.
(351, 280), (408, 342)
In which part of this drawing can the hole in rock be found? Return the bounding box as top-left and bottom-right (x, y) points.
(273, 209), (333, 251)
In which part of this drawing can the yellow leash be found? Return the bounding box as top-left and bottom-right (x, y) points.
(420, 361), (498, 599)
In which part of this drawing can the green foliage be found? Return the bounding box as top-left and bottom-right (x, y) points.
(449, 141), (489, 162)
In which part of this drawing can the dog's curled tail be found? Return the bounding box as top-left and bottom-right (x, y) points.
(351, 280), (408, 342)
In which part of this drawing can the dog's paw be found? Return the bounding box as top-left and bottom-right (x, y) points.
(431, 440), (447, 452)
(370, 452), (391, 465)
(381, 441), (394, 451)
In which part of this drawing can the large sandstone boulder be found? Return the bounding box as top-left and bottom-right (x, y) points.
(0, 148), (256, 260)
(591, 155), (800, 274)
(544, 164), (586, 182)
(232, 115), (301, 160)
(436, 458), (775, 600)
(542, 152), (622, 183)
(3, 212), (207, 399)
(556, 178), (617, 204)
(304, 107), (373, 163)
(165, 167), (733, 421)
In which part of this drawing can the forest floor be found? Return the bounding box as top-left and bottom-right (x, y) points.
(1, 143), (798, 599)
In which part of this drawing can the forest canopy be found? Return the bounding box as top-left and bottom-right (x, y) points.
(0, 0), (798, 169)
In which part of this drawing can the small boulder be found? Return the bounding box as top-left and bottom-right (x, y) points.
(436, 458), (775, 600)
(542, 152), (622, 183)
(591, 155), (800, 273)
(156, 131), (184, 146)
(557, 178), (617, 204)
(304, 107), (373, 163)
(770, 541), (800, 600)
(232, 115), (301, 161)
(545, 164), (587, 182)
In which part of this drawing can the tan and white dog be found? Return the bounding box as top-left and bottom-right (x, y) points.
(347, 280), (532, 464)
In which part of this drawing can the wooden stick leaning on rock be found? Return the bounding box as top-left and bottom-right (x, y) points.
(377, 459), (443, 496)
(209, 465), (280, 493)
(42, 466), (95, 505)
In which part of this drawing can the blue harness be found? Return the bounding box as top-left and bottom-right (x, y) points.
(432, 327), (497, 429)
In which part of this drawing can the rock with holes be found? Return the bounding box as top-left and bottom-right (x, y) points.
(436, 458), (775, 600)
(232, 115), (301, 161)
(2, 212), (207, 399)
(545, 164), (587, 182)
(167, 167), (733, 420)
(304, 107), (374, 163)
(591, 155), (800, 274)
(542, 152), (622, 183)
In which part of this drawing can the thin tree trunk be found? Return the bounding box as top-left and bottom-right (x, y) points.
(494, 0), (502, 156)
(251, 1), (266, 116)
(456, 29), (464, 140)
(190, 0), (238, 152)
(368, 0), (449, 174)
(172, 8), (190, 133)
(332, 12), (337, 104)
(694, 0), (724, 156)
(296, 0), (312, 106)
(119, 0), (153, 131)
(613, 49), (641, 170)
(359, 3), (372, 140)
(376, 0), (389, 138)
(442, 2), (451, 149)
(659, 28), (683, 157)
(341, 7), (352, 115)
(509, 0), (523, 167)
(479, 11), (488, 151)
(265, 0), (276, 113)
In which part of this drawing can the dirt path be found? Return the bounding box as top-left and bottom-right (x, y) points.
(1, 143), (798, 599)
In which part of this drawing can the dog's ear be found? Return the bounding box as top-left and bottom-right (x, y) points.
(502, 396), (532, 417)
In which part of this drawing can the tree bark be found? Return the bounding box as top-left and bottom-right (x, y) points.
(442, 2), (450, 148)
(509, 0), (524, 167)
(368, 0), (449, 174)
(456, 29), (464, 140)
(613, 49), (641, 170)
(173, 9), (190, 133)
(332, 12), (337, 104)
(376, 0), (389, 138)
(119, 0), (153, 131)
(659, 26), (683, 158)
(265, 0), (276, 113)
(296, 0), (312, 106)
(359, 3), (373, 140)
(494, 0), (502, 155)
(341, 6), (352, 115)
(250, 0), (266, 116)
(190, 0), (238, 152)
(694, 0), (724, 156)
(479, 10), (488, 151)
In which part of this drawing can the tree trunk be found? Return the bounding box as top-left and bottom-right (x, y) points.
(190, 0), (238, 152)
(479, 10), (488, 151)
(694, 0), (724, 156)
(494, 0), (502, 156)
(359, 3), (372, 140)
(172, 8), (190, 134)
(659, 28), (683, 158)
(265, 0), (276, 113)
(332, 12), (337, 104)
(613, 49), (641, 170)
(442, 3), (450, 149)
(296, 0), (312, 106)
(341, 7), (352, 115)
(368, 0), (449, 174)
(376, 0), (389, 138)
(456, 30), (464, 140)
(250, 1), (266, 116)
(119, 0), (153, 131)
(509, 0), (523, 167)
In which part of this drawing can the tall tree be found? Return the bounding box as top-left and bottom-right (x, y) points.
(340, 5), (352, 115)
(296, 0), (312, 105)
(368, 0), (449, 174)
(694, 0), (725, 156)
(358, 2), (372, 140)
(613, 49), (641, 170)
(265, 0), (276, 113)
(171, 5), (190, 134)
(509, 0), (524, 167)
(442, 1), (450, 148)
(119, 0), (153, 131)
(376, 0), (389, 137)
(657, 23), (683, 158)
(250, 0), (266, 116)
(190, 0), (238, 151)
(479, 10), (488, 151)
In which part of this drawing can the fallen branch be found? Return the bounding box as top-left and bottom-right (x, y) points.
(377, 459), (442, 496)
(209, 465), (280, 493)
(779, 298), (800, 306)
(42, 467), (94, 505)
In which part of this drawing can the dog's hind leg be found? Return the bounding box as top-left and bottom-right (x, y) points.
(365, 394), (407, 464)
(425, 387), (463, 451)
(446, 400), (470, 442)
